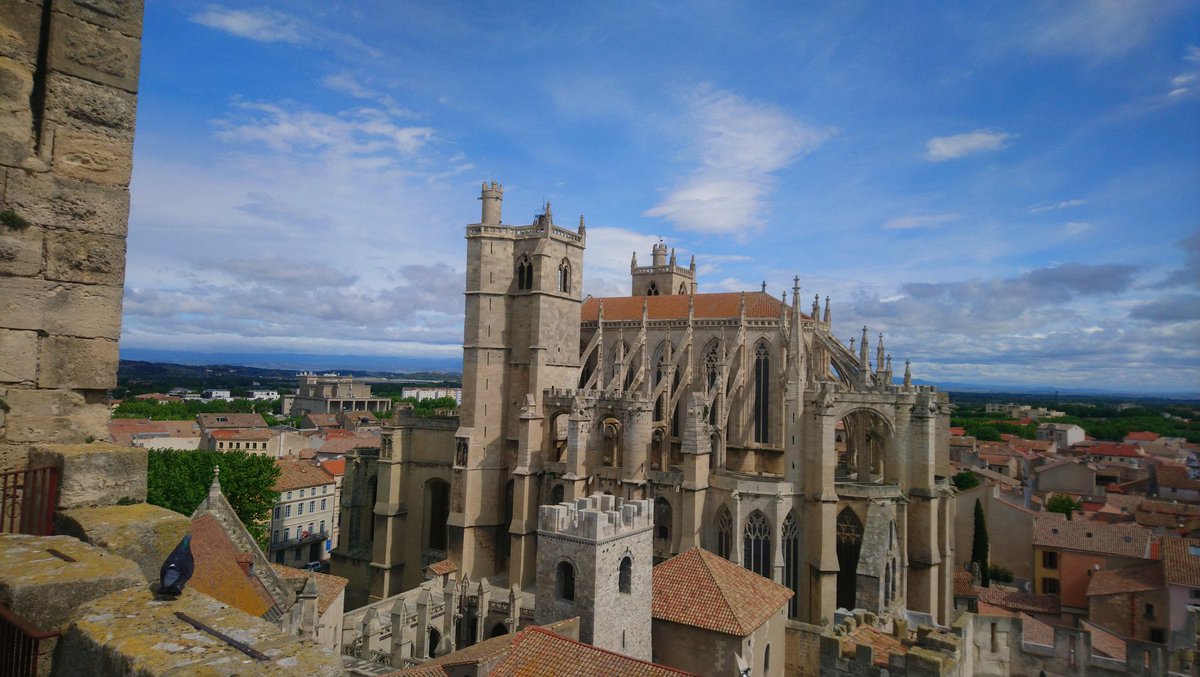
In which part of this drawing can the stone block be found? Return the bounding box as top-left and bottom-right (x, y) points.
(55, 0), (144, 39)
(0, 57), (34, 165)
(5, 168), (131, 235)
(0, 329), (39, 383)
(44, 229), (126, 284)
(0, 533), (144, 632)
(0, 224), (44, 277)
(4, 388), (111, 444)
(49, 125), (133, 185)
(45, 72), (138, 137)
(0, 0), (43, 66)
(0, 277), (123, 339)
(38, 335), (119, 389)
(27, 441), (146, 507)
(55, 503), (190, 582)
(0, 442), (29, 474)
(52, 587), (344, 677)
(48, 11), (141, 93)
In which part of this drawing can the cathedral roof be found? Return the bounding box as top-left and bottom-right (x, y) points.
(651, 547), (793, 636)
(581, 291), (797, 322)
(487, 626), (697, 676)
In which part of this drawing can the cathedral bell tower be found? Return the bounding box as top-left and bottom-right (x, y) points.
(452, 182), (586, 582)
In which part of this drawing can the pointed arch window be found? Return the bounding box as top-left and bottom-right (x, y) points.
(753, 341), (770, 444)
(516, 255), (533, 290)
(679, 283), (687, 295)
(715, 505), (733, 560)
(654, 497), (672, 542)
(646, 281), (659, 296)
(705, 343), (720, 393)
(556, 561), (575, 601)
(550, 484), (565, 505)
(558, 259), (571, 293)
(743, 510), (772, 579)
(619, 556), (632, 594)
(782, 511), (801, 618)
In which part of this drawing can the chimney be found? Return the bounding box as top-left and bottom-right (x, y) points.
(237, 553), (253, 576)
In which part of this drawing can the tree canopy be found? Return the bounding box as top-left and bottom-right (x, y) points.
(113, 397), (280, 422)
(952, 471), (980, 491)
(972, 499), (990, 587)
(1045, 494), (1082, 520)
(147, 449), (280, 548)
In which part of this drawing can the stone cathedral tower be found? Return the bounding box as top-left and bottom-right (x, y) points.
(451, 182), (586, 581)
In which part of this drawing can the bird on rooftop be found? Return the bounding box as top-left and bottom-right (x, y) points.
(158, 534), (194, 597)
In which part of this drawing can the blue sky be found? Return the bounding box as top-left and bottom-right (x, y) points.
(123, 1), (1200, 392)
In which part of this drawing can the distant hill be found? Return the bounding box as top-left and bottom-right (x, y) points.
(119, 349), (462, 374)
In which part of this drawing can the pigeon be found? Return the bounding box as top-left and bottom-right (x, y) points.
(159, 534), (194, 597)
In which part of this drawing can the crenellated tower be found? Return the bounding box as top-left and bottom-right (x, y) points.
(630, 241), (696, 296)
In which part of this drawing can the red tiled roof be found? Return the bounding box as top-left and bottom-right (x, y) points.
(652, 547), (793, 636)
(1083, 621), (1126, 662)
(197, 413), (268, 429)
(1081, 443), (1145, 459)
(312, 431), (380, 455)
(1032, 512), (1152, 558)
(842, 624), (907, 667)
(1125, 431), (1160, 442)
(953, 571), (976, 597)
(581, 292), (795, 323)
(1161, 537), (1200, 587)
(1086, 563), (1164, 597)
(948, 427), (966, 436)
(274, 459), (334, 492)
(488, 626), (698, 677)
(974, 586), (1060, 615)
(319, 458), (346, 477)
(108, 419), (200, 446)
(189, 514), (276, 618)
(1156, 463), (1200, 490)
(1018, 613), (1054, 646)
(427, 559), (457, 576)
(270, 564), (348, 615)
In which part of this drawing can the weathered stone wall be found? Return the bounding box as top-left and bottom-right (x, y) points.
(0, 0), (141, 472)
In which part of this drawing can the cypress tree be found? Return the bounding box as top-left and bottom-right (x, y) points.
(972, 498), (990, 587)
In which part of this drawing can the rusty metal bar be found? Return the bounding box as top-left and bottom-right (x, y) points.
(0, 603), (61, 677)
(174, 612), (270, 661)
(0, 466), (58, 537)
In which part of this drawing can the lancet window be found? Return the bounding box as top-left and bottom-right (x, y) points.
(753, 340), (770, 444)
(516, 255), (533, 290)
(743, 510), (772, 578)
(782, 511), (800, 618)
(715, 505), (733, 560)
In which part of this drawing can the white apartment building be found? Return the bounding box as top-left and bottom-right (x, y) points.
(270, 459), (337, 568)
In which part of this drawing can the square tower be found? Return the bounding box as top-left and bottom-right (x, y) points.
(630, 241), (696, 296)
(534, 494), (653, 661)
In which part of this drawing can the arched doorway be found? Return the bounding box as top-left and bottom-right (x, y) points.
(836, 508), (864, 610)
(428, 627), (442, 657)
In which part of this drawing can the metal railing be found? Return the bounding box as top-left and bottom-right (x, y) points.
(0, 604), (60, 677)
(0, 466), (58, 536)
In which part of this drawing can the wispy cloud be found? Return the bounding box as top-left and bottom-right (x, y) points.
(1168, 45), (1200, 97)
(215, 101), (434, 157)
(191, 5), (381, 57)
(644, 86), (834, 235)
(882, 213), (960, 230)
(191, 6), (305, 44)
(924, 130), (1014, 162)
(1018, 0), (1187, 59)
(1028, 199), (1085, 213)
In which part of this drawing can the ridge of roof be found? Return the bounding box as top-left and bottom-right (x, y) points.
(652, 547), (792, 636)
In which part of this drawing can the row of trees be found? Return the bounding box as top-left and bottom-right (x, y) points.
(113, 397), (280, 421)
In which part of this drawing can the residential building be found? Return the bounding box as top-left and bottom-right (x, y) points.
(1038, 422), (1085, 449)
(197, 412), (269, 430)
(1161, 537), (1200, 650)
(271, 459), (337, 567)
(250, 389), (280, 400)
(1154, 462), (1200, 503)
(1087, 563), (1169, 644)
(1031, 512), (1156, 614)
(108, 418), (201, 450)
(402, 386), (464, 405)
(202, 388), (232, 400)
(202, 427), (276, 455)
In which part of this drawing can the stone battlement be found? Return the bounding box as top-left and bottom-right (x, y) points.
(538, 493), (651, 541)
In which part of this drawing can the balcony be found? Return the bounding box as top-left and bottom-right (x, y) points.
(270, 529), (329, 551)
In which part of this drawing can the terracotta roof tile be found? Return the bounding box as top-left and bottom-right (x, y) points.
(426, 559), (457, 576)
(974, 586), (1060, 614)
(1032, 512), (1152, 558)
(1079, 442), (1145, 459)
(270, 564), (348, 615)
(188, 514), (276, 618)
(318, 458), (346, 476)
(1125, 431), (1160, 442)
(274, 459), (335, 492)
(197, 413), (268, 429)
(581, 292), (796, 323)
(1082, 621), (1126, 661)
(108, 419), (200, 446)
(842, 624), (907, 667)
(209, 428), (273, 440)
(1086, 563), (1164, 597)
(652, 547), (792, 636)
(312, 431), (380, 455)
(488, 626), (697, 676)
(1156, 463), (1200, 490)
(387, 665), (449, 677)
(1018, 613), (1054, 646)
(1161, 537), (1200, 587)
(953, 571), (976, 597)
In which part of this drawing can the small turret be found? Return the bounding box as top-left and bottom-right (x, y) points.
(652, 239), (667, 267)
(812, 293), (820, 320)
(631, 251), (638, 271)
(578, 214), (586, 235)
(479, 181), (503, 224)
(876, 333), (885, 376)
(903, 359), (912, 388)
(823, 296), (831, 324)
(859, 326), (870, 368)
(669, 248), (677, 266)
(689, 254), (696, 271)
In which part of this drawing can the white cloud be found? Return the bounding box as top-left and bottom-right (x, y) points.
(215, 101), (434, 156)
(644, 87), (833, 235)
(1167, 46), (1200, 98)
(924, 130), (1015, 162)
(1028, 199), (1085, 213)
(191, 6), (306, 44)
(882, 213), (960, 230)
(1019, 0), (1186, 59)
(1064, 221), (1092, 236)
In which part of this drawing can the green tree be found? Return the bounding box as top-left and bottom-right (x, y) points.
(147, 449), (280, 549)
(972, 499), (990, 587)
(952, 471), (980, 491)
(1045, 494), (1082, 520)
